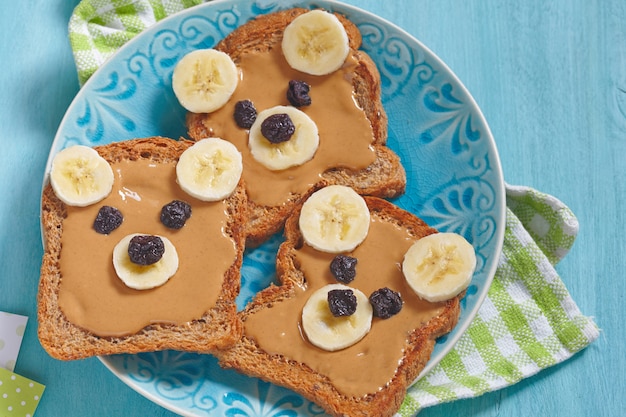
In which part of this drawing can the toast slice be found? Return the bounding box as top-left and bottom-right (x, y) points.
(216, 194), (462, 417)
(186, 8), (406, 246)
(38, 137), (246, 360)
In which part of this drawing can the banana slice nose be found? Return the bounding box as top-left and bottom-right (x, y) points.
(248, 105), (319, 171)
(112, 233), (179, 290)
(301, 284), (373, 351)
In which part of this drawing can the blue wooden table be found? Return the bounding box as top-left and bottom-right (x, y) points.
(1, 1), (623, 416)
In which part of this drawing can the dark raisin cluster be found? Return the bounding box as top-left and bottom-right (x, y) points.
(128, 235), (165, 265)
(93, 206), (123, 234)
(233, 99), (257, 128)
(330, 254), (357, 283)
(286, 80), (312, 107)
(327, 289), (357, 317)
(160, 200), (192, 229)
(261, 113), (295, 143)
(369, 287), (403, 319)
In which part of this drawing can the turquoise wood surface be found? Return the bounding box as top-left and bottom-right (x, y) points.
(0, 1), (623, 416)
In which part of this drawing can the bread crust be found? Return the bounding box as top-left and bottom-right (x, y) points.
(38, 137), (246, 360)
(186, 8), (406, 246)
(217, 196), (462, 417)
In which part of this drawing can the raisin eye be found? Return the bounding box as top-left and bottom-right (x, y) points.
(286, 80), (312, 107)
(369, 287), (403, 319)
(128, 235), (165, 265)
(261, 113), (295, 143)
(234, 99), (257, 129)
(330, 255), (357, 283)
(160, 200), (192, 229)
(93, 206), (123, 234)
(328, 289), (357, 317)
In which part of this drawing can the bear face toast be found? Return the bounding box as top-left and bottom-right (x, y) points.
(38, 137), (246, 360)
(216, 187), (472, 417)
(183, 8), (406, 246)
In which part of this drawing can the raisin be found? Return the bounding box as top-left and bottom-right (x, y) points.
(327, 289), (357, 317)
(160, 200), (192, 229)
(93, 206), (123, 234)
(233, 99), (257, 129)
(330, 255), (357, 283)
(286, 80), (312, 107)
(369, 287), (403, 319)
(128, 235), (165, 265)
(261, 113), (295, 143)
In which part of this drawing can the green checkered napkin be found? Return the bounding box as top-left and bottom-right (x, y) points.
(68, 1), (600, 414)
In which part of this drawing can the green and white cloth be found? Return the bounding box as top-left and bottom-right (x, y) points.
(68, 1), (600, 413)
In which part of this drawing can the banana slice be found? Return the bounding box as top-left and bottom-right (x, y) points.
(112, 233), (179, 290)
(248, 105), (319, 170)
(299, 185), (370, 253)
(176, 137), (243, 201)
(282, 10), (350, 76)
(302, 284), (373, 351)
(402, 233), (477, 302)
(172, 48), (239, 113)
(49, 145), (114, 207)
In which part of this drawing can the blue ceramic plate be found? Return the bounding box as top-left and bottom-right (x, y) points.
(46, 0), (505, 415)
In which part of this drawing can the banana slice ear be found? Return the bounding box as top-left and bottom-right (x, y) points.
(282, 10), (350, 76)
(176, 138), (243, 202)
(49, 145), (115, 207)
(299, 185), (370, 253)
(402, 233), (476, 302)
(172, 49), (239, 113)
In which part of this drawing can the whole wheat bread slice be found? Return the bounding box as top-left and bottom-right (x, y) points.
(216, 195), (463, 417)
(38, 137), (246, 360)
(186, 8), (406, 246)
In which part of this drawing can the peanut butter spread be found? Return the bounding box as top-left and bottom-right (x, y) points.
(58, 158), (237, 337)
(244, 216), (448, 397)
(194, 46), (376, 207)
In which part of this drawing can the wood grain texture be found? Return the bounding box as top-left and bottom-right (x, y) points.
(0, 1), (623, 416)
